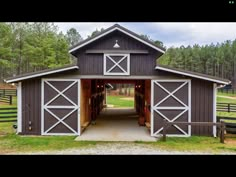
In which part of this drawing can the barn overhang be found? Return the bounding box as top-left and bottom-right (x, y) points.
(155, 65), (230, 85)
(4, 65), (79, 83)
(69, 24), (166, 56)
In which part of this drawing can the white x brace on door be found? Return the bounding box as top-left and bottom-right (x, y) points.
(151, 80), (191, 137)
(41, 79), (80, 135)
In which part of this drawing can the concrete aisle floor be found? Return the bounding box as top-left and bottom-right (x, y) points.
(75, 108), (157, 142)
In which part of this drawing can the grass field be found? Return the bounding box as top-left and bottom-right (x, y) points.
(217, 96), (236, 104)
(0, 94), (236, 154)
(107, 95), (134, 107)
(0, 131), (235, 153)
(136, 136), (236, 153)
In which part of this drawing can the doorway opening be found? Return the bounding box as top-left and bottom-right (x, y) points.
(106, 83), (134, 108)
(77, 79), (155, 141)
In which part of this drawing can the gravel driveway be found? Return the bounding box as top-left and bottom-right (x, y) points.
(15, 142), (235, 155)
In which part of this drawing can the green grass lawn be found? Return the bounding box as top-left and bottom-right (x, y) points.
(137, 136), (236, 153)
(107, 95), (134, 107)
(0, 119), (235, 153)
(217, 96), (236, 104)
(0, 95), (236, 154)
(0, 131), (235, 153)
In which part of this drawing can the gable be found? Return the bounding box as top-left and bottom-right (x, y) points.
(72, 30), (163, 57)
(69, 24), (165, 57)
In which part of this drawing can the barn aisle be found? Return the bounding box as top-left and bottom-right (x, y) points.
(75, 108), (157, 142)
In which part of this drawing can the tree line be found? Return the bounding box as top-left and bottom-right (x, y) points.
(0, 22), (83, 82)
(158, 40), (236, 84)
(1, 23), (235, 86)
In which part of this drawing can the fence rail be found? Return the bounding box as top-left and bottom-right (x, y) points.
(0, 89), (17, 96)
(0, 107), (17, 122)
(218, 88), (236, 94)
(0, 95), (13, 105)
(217, 103), (236, 112)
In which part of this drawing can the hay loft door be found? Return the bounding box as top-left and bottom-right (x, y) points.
(151, 80), (191, 137)
(104, 54), (130, 75)
(41, 79), (80, 135)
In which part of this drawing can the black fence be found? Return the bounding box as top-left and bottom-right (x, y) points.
(217, 103), (236, 112)
(0, 89), (17, 96)
(0, 107), (17, 123)
(217, 116), (236, 134)
(218, 88), (236, 94)
(0, 95), (13, 105)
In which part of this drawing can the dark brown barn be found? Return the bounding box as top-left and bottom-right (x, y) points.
(5, 24), (230, 137)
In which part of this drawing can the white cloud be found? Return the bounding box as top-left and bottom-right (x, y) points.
(55, 22), (236, 48)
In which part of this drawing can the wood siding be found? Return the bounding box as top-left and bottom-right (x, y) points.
(76, 30), (160, 76)
(21, 79), (41, 135)
(80, 79), (91, 128)
(144, 80), (151, 123)
(152, 71), (214, 136)
(191, 78), (213, 136)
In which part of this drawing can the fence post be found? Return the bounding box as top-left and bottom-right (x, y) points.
(228, 103), (230, 112)
(9, 95), (12, 105)
(220, 121), (225, 144)
(3, 89), (5, 96)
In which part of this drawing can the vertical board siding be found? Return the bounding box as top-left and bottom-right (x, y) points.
(76, 30), (160, 76)
(77, 53), (158, 76)
(21, 79), (41, 135)
(191, 79), (213, 136)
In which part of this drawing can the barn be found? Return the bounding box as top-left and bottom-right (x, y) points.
(5, 24), (230, 138)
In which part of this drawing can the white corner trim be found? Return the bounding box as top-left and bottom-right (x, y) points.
(69, 27), (165, 54)
(151, 80), (154, 136)
(41, 79), (44, 135)
(188, 80), (191, 136)
(6, 66), (79, 83)
(17, 82), (22, 134)
(155, 66), (230, 85)
(78, 79), (81, 135)
(213, 83), (217, 137)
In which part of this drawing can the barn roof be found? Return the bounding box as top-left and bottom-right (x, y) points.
(69, 24), (166, 55)
(5, 65), (79, 83)
(155, 65), (230, 85)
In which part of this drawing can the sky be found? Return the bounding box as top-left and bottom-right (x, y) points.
(55, 22), (236, 48)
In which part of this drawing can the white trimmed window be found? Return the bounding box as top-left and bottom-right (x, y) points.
(103, 54), (130, 75)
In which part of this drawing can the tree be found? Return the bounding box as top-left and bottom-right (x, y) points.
(140, 34), (165, 49)
(87, 28), (104, 38)
(66, 28), (83, 47)
(0, 22), (72, 82)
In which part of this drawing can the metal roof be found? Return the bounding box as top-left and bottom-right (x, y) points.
(155, 65), (230, 85)
(5, 65), (79, 83)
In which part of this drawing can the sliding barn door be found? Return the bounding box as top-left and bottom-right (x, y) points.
(42, 79), (80, 135)
(151, 80), (191, 137)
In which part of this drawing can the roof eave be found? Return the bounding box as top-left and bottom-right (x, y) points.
(155, 66), (230, 85)
(5, 66), (79, 83)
